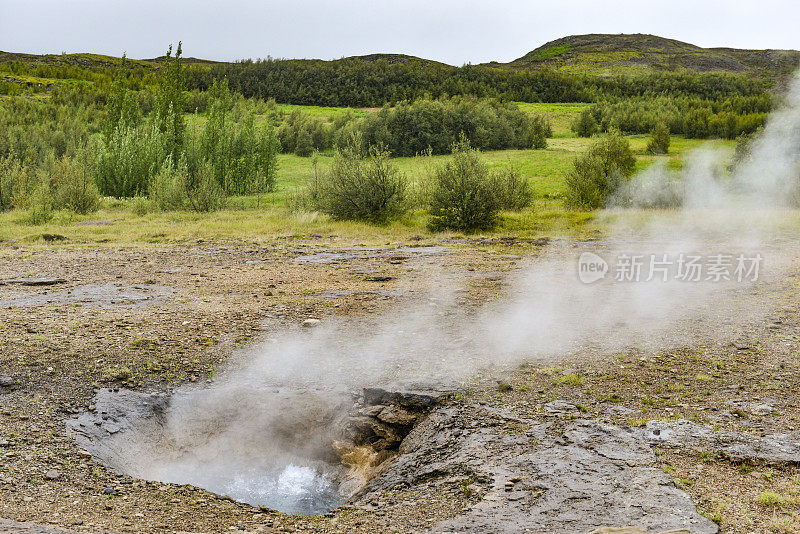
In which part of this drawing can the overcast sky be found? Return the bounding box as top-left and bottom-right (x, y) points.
(1, 0), (798, 65)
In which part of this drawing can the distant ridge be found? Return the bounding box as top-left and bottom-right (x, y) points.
(3, 34), (799, 79)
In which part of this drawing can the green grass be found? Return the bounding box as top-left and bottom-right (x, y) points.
(515, 102), (591, 138)
(274, 103), (368, 121)
(0, 134), (740, 245)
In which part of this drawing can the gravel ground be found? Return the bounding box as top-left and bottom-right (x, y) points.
(1, 236), (799, 533)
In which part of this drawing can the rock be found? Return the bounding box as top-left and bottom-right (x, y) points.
(358, 410), (718, 533)
(362, 378), (460, 409)
(364, 275), (393, 282)
(103, 486), (117, 495)
(543, 400), (579, 414)
(0, 376), (14, 388)
(377, 405), (419, 426)
(642, 419), (800, 465)
(606, 405), (635, 416)
(44, 469), (60, 480)
(0, 277), (66, 286)
(589, 529), (692, 534)
(302, 318), (321, 328)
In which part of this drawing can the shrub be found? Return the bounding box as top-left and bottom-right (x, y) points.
(278, 109), (330, 156)
(494, 166), (533, 211)
(51, 151), (101, 214)
(354, 97), (547, 156)
(527, 115), (551, 149)
(186, 161), (226, 212)
(646, 122), (671, 154)
(131, 196), (151, 216)
(199, 81), (280, 194)
(572, 108), (598, 137)
(314, 138), (406, 223)
(95, 114), (168, 197)
(25, 182), (54, 225)
(428, 138), (500, 232)
(565, 130), (636, 210)
(294, 129), (315, 157)
(149, 156), (189, 210)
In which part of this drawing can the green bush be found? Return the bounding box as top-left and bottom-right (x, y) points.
(428, 138), (500, 232)
(579, 94), (769, 139)
(494, 166), (533, 211)
(571, 108), (598, 137)
(565, 130), (636, 210)
(199, 79), (280, 193)
(355, 97), (549, 156)
(51, 153), (101, 214)
(149, 156), (188, 210)
(313, 137), (406, 223)
(278, 109), (330, 156)
(95, 114), (168, 197)
(646, 122), (670, 154)
(131, 196), (151, 216)
(24, 182), (54, 225)
(186, 162), (226, 212)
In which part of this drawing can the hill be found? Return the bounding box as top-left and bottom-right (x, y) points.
(487, 34), (800, 77)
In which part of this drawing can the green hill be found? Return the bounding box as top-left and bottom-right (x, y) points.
(487, 34), (800, 78)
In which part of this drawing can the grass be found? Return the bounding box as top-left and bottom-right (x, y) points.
(552, 373), (585, 387)
(0, 132), (739, 246)
(755, 491), (797, 508)
(515, 102), (590, 138)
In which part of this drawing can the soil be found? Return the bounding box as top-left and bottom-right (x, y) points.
(1, 236), (800, 533)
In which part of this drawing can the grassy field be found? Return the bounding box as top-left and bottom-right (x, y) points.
(515, 102), (590, 137)
(0, 133), (735, 246)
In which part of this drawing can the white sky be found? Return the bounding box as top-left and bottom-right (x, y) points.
(1, 0), (798, 65)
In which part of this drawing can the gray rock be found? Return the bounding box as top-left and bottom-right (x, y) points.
(44, 470), (59, 480)
(0, 519), (112, 533)
(642, 419), (800, 465)
(0, 376), (14, 388)
(0, 277), (66, 286)
(377, 405), (419, 426)
(356, 409), (717, 534)
(543, 400), (579, 414)
(301, 318), (321, 328)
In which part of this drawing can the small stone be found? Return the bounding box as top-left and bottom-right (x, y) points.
(0, 376), (14, 388)
(302, 319), (321, 328)
(45, 469), (60, 480)
(103, 486), (117, 495)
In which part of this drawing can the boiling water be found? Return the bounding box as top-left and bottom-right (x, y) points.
(164, 463), (343, 515)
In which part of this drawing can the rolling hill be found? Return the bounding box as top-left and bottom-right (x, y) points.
(486, 34), (800, 77)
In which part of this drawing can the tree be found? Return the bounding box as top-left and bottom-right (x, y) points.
(646, 122), (670, 154)
(157, 42), (187, 160)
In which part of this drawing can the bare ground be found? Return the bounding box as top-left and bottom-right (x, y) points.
(1, 236), (799, 533)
